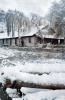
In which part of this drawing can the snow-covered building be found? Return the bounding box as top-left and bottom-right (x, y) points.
(42, 34), (65, 45)
(0, 27), (43, 47)
(0, 25), (65, 47)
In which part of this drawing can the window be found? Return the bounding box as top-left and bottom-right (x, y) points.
(10, 39), (12, 45)
(3, 39), (4, 44)
(6, 39), (8, 44)
(15, 38), (17, 45)
(29, 37), (31, 43)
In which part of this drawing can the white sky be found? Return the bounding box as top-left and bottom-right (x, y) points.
(0, 0), (60, 16)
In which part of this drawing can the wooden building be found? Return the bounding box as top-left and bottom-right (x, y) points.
(0, 32), (65, 47)
(42, 34), (64, 45)
(0, 34), (43, 47)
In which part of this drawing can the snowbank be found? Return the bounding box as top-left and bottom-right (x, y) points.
(16, 62), (65, 73)
(0, 59), (65, 85)
(20, 87), (45, 94)
(23, 90), (65, 100)
(1, 67), (65, 85)
(12, 90), (65, 100)
(6, 88), (18, 98)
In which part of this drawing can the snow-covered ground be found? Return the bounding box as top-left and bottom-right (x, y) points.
(0, 47), (65, 100)
(7, 88), (65, 100)
(20, 89), (65, 100)
(21, 89), (65, 100)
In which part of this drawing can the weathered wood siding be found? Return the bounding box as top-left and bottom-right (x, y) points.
(0, 36), (43, 47)
(15, 36), (38, 47)
(22, 36), (36, 47)
(0, 39), (3, 46)
(10, 38), (16, 46)
(0, 39), (11, 46)
(4, 39), (11, 45)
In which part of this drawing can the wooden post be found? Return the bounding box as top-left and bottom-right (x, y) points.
(64, 37), (65, 44)
(58, 39), (60, 45)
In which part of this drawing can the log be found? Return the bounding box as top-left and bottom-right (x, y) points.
(4, 80), (65, 90)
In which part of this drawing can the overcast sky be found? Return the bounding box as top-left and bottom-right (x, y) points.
(0, 0), (60, 16)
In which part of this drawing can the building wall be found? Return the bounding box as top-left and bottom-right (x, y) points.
(0, 39), (3, 46)
(35, 37), (43, 47)
(22, 36), (43, 47)
(0, 39), (11, 46)
(0, 36), (43, 47)
(10, 38), (16, 46)
(17, 38), (21, 46)
(22, 36), (37, 47)
(3, 39), (10, 45)
(0, 38), (16, 46)
(14, 36), (37, 47)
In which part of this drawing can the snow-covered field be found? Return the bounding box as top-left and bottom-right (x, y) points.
(7, 88), (65, 100)
(0, 47), (65, 100)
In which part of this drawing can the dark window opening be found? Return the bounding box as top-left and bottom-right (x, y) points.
(21, 39), (24, 46)
(6, 39), (8, 44)
(60, 39), (64, 44)
(51, 39), (58, 44)
(15, 38), (17, 45)
(44, 38), (51, 43)
(37, 37), (42, 44)
(3, 39), (4, 44)
(10, 39), (12, 45)
(44, 38), (59, 44)
(29, 37), (31, 43)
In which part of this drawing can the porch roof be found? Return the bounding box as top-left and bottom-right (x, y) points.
(42, 34), (64, 40)
(0, 25), (47, 39)
(0, 27), (38, 39)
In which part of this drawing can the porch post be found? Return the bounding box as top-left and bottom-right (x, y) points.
(64, 37), (65, 44)
(58, 39), (60, 44)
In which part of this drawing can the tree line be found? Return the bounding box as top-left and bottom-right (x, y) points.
(0, 9), (45, 37)
(47, 0), (65, 36)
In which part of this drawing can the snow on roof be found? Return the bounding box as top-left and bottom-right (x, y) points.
(42, 34), (64, 39)
(20, 27), (38, 37)
(0, 24), (64, 40)
(0, 29), (36, 39)
(0, 32), (18, 39)
(0, 32), (64, 40)
(0, 26), (46, 39)
(41, 29), (48, 35)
